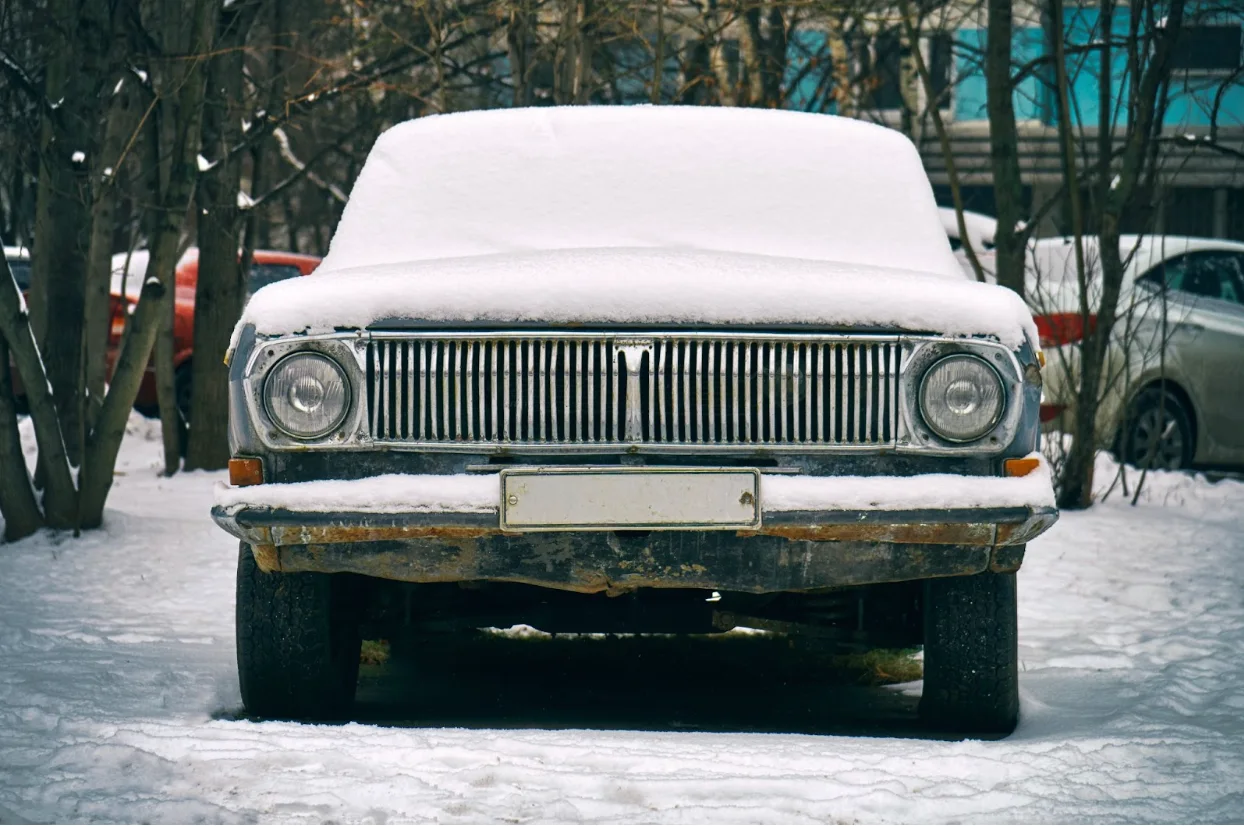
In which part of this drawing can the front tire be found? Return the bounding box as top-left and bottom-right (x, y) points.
(236, 543), (362, 721)
(920, 570), (1019, 736)
(1119, 386), (1194, 471)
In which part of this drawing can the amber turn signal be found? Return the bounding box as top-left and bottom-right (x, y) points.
(1004, 457), (1041, 478)
(229, 457), (264, 487)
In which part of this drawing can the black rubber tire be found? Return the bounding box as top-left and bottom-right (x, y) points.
(1118, 386), (1194, 471)
(235, 543), (362, 721)
(920, 571), (1019, 736)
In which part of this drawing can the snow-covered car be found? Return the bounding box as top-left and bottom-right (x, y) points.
(939, 207), (998, 280)
(212, 107), (1057, 734)
(1028, 235), (1244, 469)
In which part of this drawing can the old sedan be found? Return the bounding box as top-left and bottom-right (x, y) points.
(213, 107), (1057, 735)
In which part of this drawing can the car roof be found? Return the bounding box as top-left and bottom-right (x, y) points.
(320, 106), (964, 280)
(1025, 234), (1244, 301)
(938, 208), (997, 245)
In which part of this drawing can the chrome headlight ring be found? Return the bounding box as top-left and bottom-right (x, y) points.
(262, 352), (351, 439)
(917, 354), (1006, 443)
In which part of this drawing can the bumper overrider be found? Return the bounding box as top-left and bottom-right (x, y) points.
(212, 459), (1058, 595)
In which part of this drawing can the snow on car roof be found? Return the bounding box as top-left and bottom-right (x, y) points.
(236, 107), (1038, 350)
(320, 106), (963, 278)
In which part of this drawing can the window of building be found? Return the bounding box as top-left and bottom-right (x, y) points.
(927, 33), (954, 109)
(866, 29), (905, 110)
(859, 30), (953, 111)
(1170, 25), (1242, 72)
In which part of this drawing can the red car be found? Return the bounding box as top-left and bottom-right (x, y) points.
(117, 248), (322, 414)
(9, 248), (321, 416)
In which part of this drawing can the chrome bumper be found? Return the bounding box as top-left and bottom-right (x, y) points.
(211, 503), (1057, 595)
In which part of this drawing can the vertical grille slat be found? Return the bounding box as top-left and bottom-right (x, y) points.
(366, 335), (901, 449)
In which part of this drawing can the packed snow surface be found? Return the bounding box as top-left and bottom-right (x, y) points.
(321, 107), (962, 279)
(213, 455), (1055, 516)
(214, 473), (498, 514)
(236, 247), (1039, 350)
(763, 453), (1055, 511)
(3, 419), (1244, 822)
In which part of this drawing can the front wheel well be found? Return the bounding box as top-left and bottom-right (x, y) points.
(1126, 378), (1197, 440)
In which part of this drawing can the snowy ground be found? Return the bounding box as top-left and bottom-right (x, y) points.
(2, 418), (1244, 823)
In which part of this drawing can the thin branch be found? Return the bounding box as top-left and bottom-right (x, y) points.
(271, 128), (348, 203)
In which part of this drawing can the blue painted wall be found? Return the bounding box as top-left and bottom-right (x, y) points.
(788, 7), (1242, 129)
(953, 26), (1050, 122)
(954, 7), (1242, 128)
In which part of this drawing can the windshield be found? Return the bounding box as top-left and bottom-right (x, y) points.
(7, 258), (31, 291)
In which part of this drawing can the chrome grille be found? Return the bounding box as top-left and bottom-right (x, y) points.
(366, 334), (901, 450)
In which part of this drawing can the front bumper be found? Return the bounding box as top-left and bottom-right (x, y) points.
(211, 467), (1058, 594)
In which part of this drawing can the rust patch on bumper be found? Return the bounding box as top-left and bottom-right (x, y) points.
(250, 543), (280, 573)
(749, 522), (996, 546)
(211, 503), (1058, 593)
(268, 523), (496, 546)
(994, 508), (1059, 546)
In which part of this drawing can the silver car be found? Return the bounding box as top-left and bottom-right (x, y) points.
(1032, 236), (1244, 469)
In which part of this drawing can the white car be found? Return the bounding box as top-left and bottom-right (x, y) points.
(1029, 235), (1244, 469)
(938, 207), (997, 280)
(4, 245), (31, 291)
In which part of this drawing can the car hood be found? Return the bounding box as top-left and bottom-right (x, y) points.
(232, 247), (1038, 352)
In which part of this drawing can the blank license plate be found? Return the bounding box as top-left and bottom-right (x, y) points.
(500, 468), (761, 531)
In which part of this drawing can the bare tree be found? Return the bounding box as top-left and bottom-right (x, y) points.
(185, 0), (265, 471)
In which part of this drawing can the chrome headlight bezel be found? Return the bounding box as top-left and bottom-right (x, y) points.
(262, 352), (352, 439)
(896, 337), (1026, 455)
(239, 333), (371, 451)
(916, 354), (1006, 444)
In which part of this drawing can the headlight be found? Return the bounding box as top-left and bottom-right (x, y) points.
(918, 355), (1004, 443)
(263, 352), (350, 439)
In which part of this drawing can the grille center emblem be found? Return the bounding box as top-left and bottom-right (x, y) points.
(614, 339), (653, 442)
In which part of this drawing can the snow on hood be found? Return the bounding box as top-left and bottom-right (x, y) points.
(235, 247), (1038, 349)
(317, 107), (964, 278)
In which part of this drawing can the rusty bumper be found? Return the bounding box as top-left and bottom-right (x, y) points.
(211, 504), (1057, 595)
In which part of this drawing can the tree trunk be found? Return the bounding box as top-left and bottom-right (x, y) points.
(825, 17), (854, 117)
(0, 256), (43, 540)
(507, 0), (535, 107)
(985, 0), (1026, 298)
(1059, 0), (1185, 509)
(900, 1), (986, 283)
(0, 247), (78, 530)
(78, 279), (167, 527)
(28, 0), (117, 466)
(186, 2), (259, 471)
(84, 78), (138, 429)
(145, 0), (218, 474)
